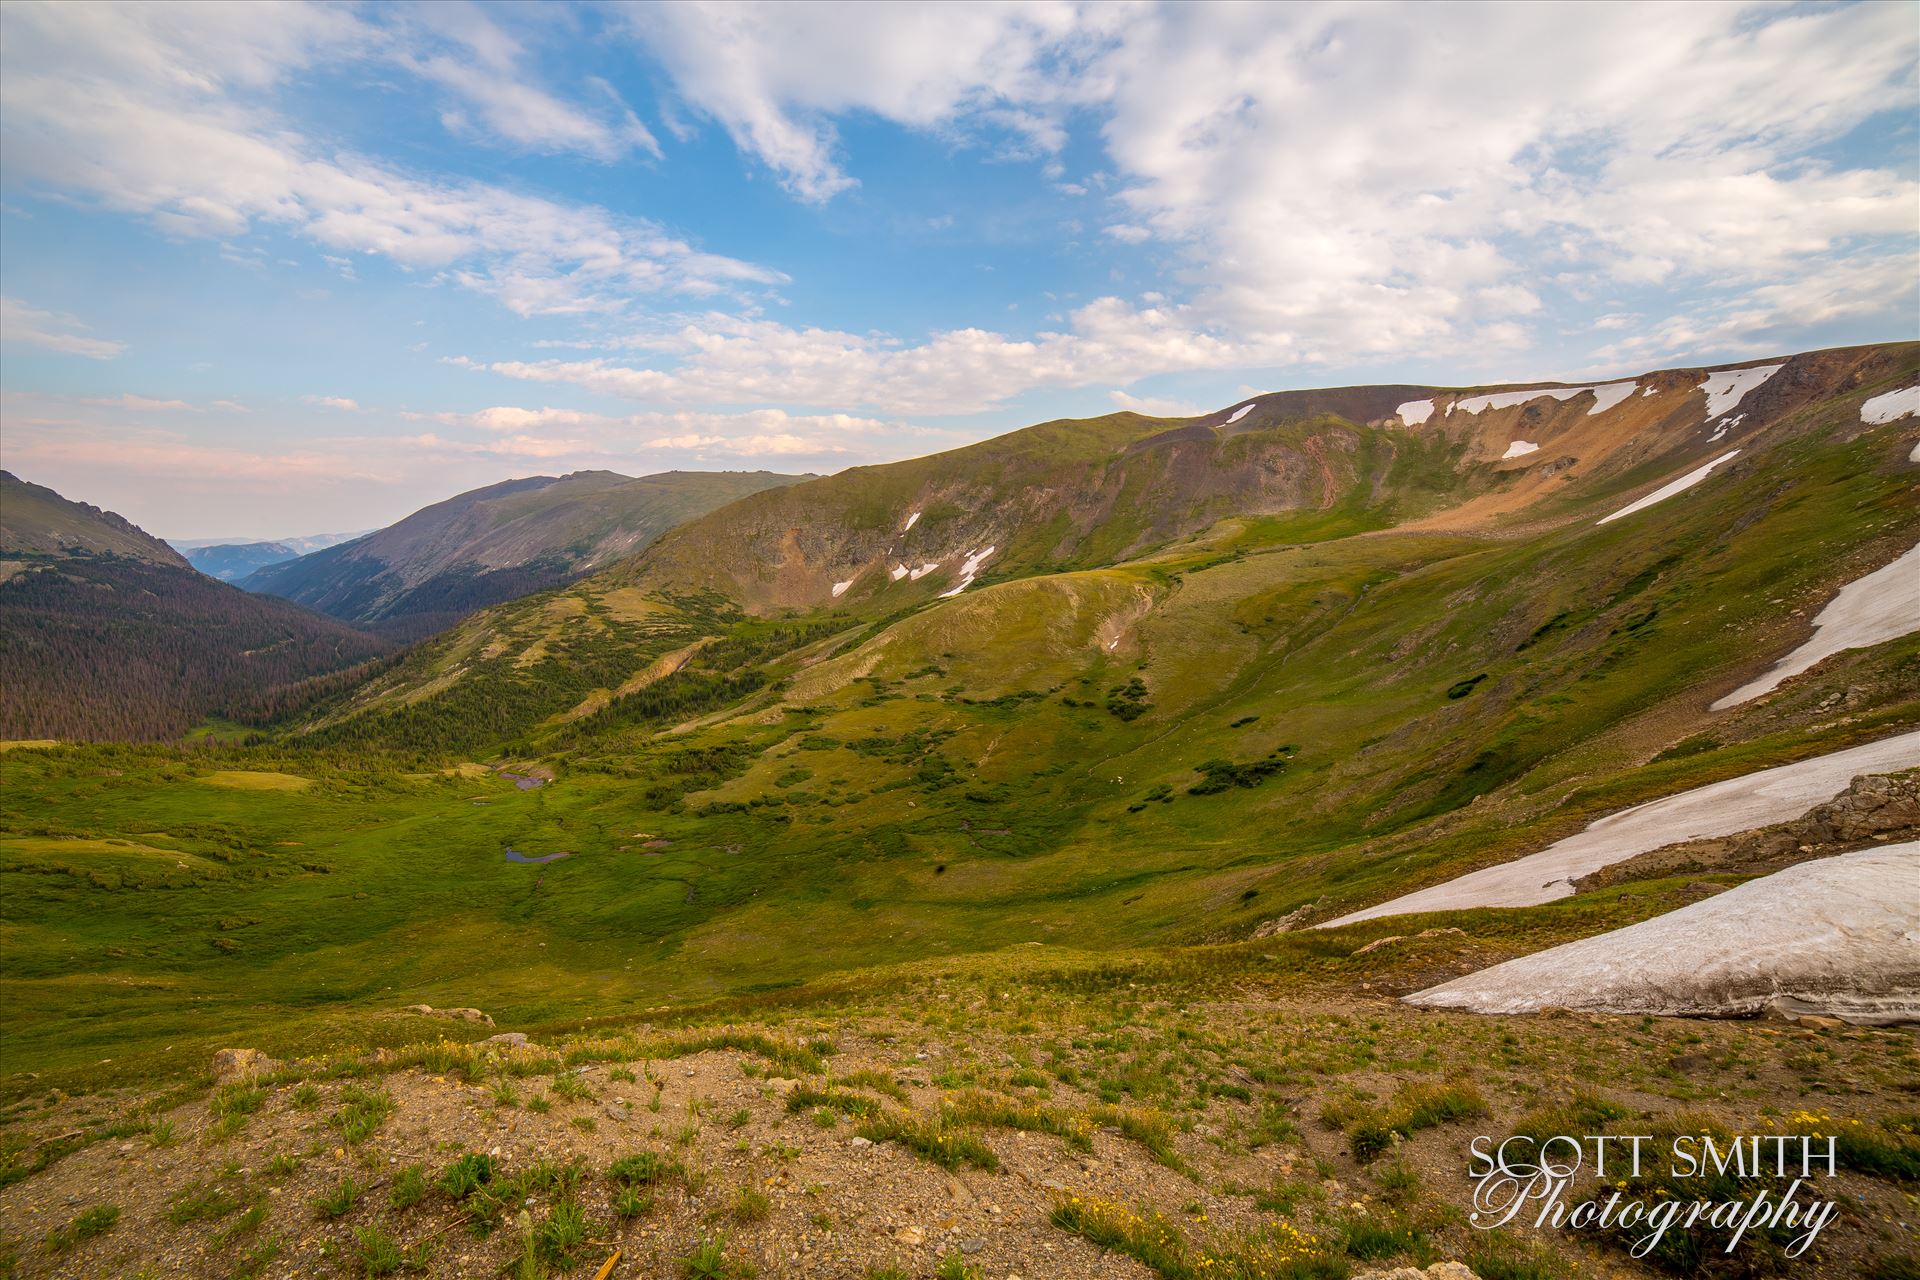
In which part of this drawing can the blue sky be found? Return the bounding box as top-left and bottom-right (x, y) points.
(1, 2), (1914, 539)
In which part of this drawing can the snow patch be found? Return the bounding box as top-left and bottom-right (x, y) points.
(1861, 385), (1920, 425)
(908, 562), (941, 581)
(1696, 363), (1783, 417)
(1319, 729), (1920, 925)
(1449, 382), (1633, 416)
(1225, 402), (1257, 424)
(1706, 412), (1744, 442)
(902, 511), (921, 532)
(1595, 450), (1740, 525)
(1711, 542), (1920, 710)
(1396, 399), (1435, 426)
(1585, 382), (1637, 415)
(1406, 845), (1920, 1025)
(937, 546), (996, 599)
(1499, 440), (1539, 460)
(889, 563), (909, 582)
(1641, 384), (1658, 397)
(830, 579), (853, 598)
(1451, 387), (1589, 414)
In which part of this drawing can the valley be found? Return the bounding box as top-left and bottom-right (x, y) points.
(2, 343), (1917, 1279)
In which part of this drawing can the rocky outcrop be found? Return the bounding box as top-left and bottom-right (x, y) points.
(1574, 770), (1919, 892)
(1408, 844), (1920, 1025)
(1251, 905), (1316, 937)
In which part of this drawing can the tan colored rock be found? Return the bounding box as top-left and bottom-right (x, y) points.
(1252, 905), (1315, 937)
(211, 1048), (277, 1084)
(1354, 1264), (1479, 1280)
(1353, 935), (1405, 955)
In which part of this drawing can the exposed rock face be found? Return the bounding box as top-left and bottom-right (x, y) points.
(211, 1048), (278, 1084)
(1574, 770), (1919, 892)
(1407, 844), (1920, 1025)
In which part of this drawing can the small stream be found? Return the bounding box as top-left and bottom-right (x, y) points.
(504, 847), (571, 864)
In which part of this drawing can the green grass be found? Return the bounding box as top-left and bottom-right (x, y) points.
(166, 1178), (249, 1226)
(44, 1204), (117, 1253)
(316, 1176), (366, 1219)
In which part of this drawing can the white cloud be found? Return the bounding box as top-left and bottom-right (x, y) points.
(407, 403), (912, 457)
(613, 2), (1916, 371)
(398, 4), (661, 161)
(304, 395), (362, 412)
(82, 393), (192, 410)
(623, 1), (1106, 202)
(0, 296), (124, 359)
(452, 297), (1251, 416)
(1108, 389), (1201, 417)
(4, 0), (1914, 443)
(0, 2), (781, 319)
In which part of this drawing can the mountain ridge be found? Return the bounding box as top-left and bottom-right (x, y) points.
(238, 468), (811, 639)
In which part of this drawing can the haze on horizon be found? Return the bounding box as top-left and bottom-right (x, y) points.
(0, 0), (1915, 540)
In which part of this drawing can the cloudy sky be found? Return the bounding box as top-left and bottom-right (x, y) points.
(1, 1), (1914, 539)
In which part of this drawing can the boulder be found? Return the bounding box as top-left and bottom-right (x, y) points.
(1355, 1265), (1479, 1280)
(211, 1048), (278, 1084)
(481, 1032), (530, 1048)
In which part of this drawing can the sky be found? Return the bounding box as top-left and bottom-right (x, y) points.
(1, 2), (1915, 541)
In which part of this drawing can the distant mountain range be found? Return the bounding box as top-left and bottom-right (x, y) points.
(235, 469), (809, 640)
(0, 472), (390, 741)
(173, 531), (371, 582)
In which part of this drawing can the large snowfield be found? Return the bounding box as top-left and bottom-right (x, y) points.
(1406, 844), (1920, 1024)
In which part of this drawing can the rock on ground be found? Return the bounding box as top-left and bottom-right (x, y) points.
(1406, 844), (1920, 1025)
(210, 1048), (278, 1084)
